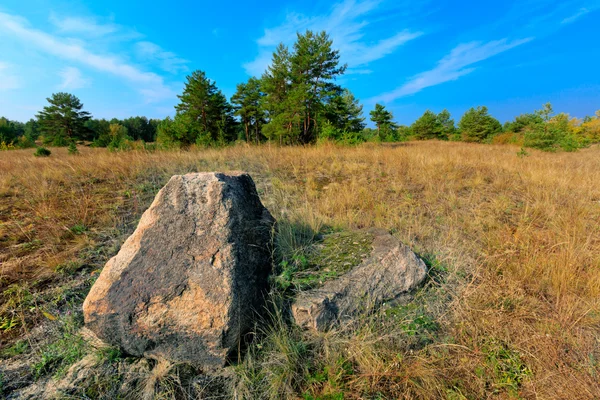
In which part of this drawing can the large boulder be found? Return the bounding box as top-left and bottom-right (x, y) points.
(291, 229), (427, 331)
(83, 172), (274, 370)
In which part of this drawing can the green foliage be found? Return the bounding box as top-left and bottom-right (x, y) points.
(172, 70), (236, 146)
(36, 92), (92, 145)
(318, 120), (365, 145)
(32, 314), (88, 379)
(503, 112), (543, 133)
(515, 103), (587, 152)
(54, 260), (83, 276)
(236, 307), (312, 400)
(482, 339), (532, 395)
(323, 89), (366, 134)
(516, 147), (529, 158)
(33, 147), (51, 157)
(68, 141), (79, 155)
(273, 230), (373, 292)
(0, 340), (29, 358)
(370, 103), (397, 140)
(262, 31), (346, 144)
(95, 346), (122, 363)
(0, 117), (25, 145)
(232, 76), (266, 143)
(411, 109), (455, 140)
(106, 123), (132, 151)
(458, 106), (502, 142)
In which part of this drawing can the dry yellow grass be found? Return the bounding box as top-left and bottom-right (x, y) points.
(1, 142), (599, 398)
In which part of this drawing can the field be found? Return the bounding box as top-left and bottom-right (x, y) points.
(1, 141), (599, 399)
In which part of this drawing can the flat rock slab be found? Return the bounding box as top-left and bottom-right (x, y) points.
(83, 172), (274, 370)
(291, 229), (427, 331)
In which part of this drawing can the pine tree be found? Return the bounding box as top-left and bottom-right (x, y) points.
(370, 104), (395, 139)
(412, 109), (455, 140)
(458, 106), (502, 142)
(231, 77), (266, 144)
(291, 31), (346, 143)
(324, 89), (366, 133)
(412, 110), (441, 140)
(174, 70), (236, 146)
(262, 31), (346, 144)
(36, 92), (91, 145)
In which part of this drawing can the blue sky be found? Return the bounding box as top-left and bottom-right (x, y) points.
(1, 0), (599, 125)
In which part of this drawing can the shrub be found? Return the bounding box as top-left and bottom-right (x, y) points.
(68, 141), (79, 155)
(33, 147), (51, 157)
(458, 106), (502, 142)
(491, 132), (523, 146)
(16, 135), (36, 149)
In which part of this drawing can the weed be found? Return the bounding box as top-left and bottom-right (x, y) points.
(32, 313), (88, 379)
(54, 260), (83, 275)
(516, 147), (529, 158)
(0, 339), (29, 358)
(96, 346), (123, 364)
(482, 339), (532, 396)
(69, 223), (87, 235)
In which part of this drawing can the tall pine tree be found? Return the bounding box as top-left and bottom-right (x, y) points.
(36, 92), (91, 145)
(231, 77), (266, 144)
(174, 70), (236, 146)
(262, 31), (346, 144)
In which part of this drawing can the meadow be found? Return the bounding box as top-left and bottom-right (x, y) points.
(1, 141), (599, 399)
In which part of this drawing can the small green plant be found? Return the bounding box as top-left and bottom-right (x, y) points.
(69, 223), (87, 235)
(516, 147), (529, 158)
(0, 316), (19, 332)
(33, 147), (51, 157)
(68, 141), (79, 155)
(32, 314), (88, 379)
(483, 339), (532, 395)
(1, 339), (29, 358)
(96, 346), (122, 363)
(55, 260), (83, 276)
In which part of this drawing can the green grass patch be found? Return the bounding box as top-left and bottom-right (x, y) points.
(481, 339), (532, 396)
(273, 230), (373, 292)
(32, 314), (89, 379)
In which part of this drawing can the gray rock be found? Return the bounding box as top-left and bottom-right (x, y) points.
(83, 172), (274, 370)
(291, 229), (427, 331)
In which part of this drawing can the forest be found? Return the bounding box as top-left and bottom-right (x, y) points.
(1, 30), (598, 154)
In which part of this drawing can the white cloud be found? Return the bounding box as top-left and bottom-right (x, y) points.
(371, 37), (533, 103)
(58, 66), (90, 89)
(136, 41), (188, 73)
(49, 13), (118, 37)
(243, 0), (422, 76)
(561, 7), (591, 23)
(0, 62), (20, 91)
(0, 12), (175, 102)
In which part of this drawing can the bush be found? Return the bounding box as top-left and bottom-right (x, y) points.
(68, 142), (79, 155)
(16, 135), (36, 149)
(458, 106), (502, 142)
(33, 147), (51, 157)
(491, 132), (524, 146)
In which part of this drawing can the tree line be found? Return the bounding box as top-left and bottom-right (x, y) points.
(0, 92), (161, 151)
(1, 30), (599, 152)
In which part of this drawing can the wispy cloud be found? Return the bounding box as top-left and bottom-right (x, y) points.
(135, 41), (188, 74)
(49, 13), (118, 37)
(0, 62), (20, 91)
(561, 7), (591, 23)
(244, 0), (423, 76)
(58, 66), (90, 90)
(371, 38), (532, 103)
(0, 12), (175, 102)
